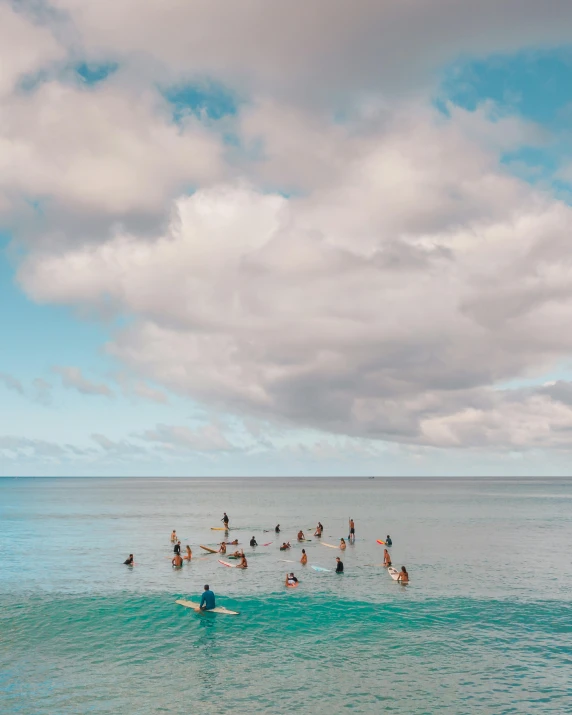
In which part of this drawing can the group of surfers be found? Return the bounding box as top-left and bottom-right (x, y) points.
(128, 516), (409, 585)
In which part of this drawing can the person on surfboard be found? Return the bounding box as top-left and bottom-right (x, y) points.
(297, 530), (306, 541)
(300, 549), (308, 565)
(184, 545), (192, 561)
(124, 554), (134, 565)
(218, 542), (227, 554)
(383, 549), (392, 567)
(335, 557), (344, 573)
(280, 542), (291, 551)
(250, 536), (258, 546)
(173, 541), (181, 555)
(172, 553), (183, 568)
(222, 512), (230, 529)
(200, 584), (216, 611)
(397, 566), (409, 583)
(285, 572), (298, 587)
(340, 538), (347, 550)
(226, 539), (239, 545)
(386, 535), (392, 546)
(236, 554), (248, 569)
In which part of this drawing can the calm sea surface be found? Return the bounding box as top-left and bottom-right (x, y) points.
(1, 477), (571, 714)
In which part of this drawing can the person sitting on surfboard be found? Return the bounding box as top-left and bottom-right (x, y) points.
(172, 553), (183, 568)
(335, 557), (344, 573)
(275, 524), (280, 533)
(236, 554), (248, 569)
(285, 572), (298, 587)
(250, 536), (258, 546)
(300, 549), (307, 565)
(280, 542), (291, 551)
(184, 545), (192, 561)
(383, 549), (392, 567)
(386, 535), (392, 546)
(218, 542), (227, 554)
(297, 530), (306, 541)
(200, 584), (216, 611)
(222, 512), (229, 528)
(397, 566), (409, 583)
(174, 541), (181, 555)
(124, 554), (134, 565)
(340, 538), (346, 550)
(170, 530), (177, 543)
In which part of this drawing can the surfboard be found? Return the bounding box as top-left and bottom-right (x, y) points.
(311, 565), (331, 572)
(218, 559), (235, 568)
(176, 599), (239, 615)
(211, 527), (230, 531)
(388, 567), (400, 581)
(280, 559), (296, 563)
(376, 539), (386, 545)
(200, 545), (219, 554)
(320, 543), (338, 549)
(262, 542), (272, 546)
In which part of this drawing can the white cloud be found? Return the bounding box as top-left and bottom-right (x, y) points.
(0, 372), (24, 395)
(19, 104), (572, 449)
(140, 423), (237, 452)
(53, 366), (114, 397)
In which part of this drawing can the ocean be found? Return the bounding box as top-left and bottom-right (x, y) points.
(1, 477), (571, 714)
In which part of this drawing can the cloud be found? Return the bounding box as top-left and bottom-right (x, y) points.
(140, 423), (237, 452)
(91, 433), (142, 455)
(0, 372), (24, 395)
(0, 435), (66, 458)
(53, 366), (113, 397)
(32, 377), (53, 406)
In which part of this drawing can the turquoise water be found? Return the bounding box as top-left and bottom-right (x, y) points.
(1, 477), (571, 714)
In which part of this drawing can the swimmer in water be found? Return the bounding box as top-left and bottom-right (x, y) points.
(335, 557), (344, 573)
(300, 549), (308, 565)
(275, 524), (281, 533)
(297, 530), (306, 542)
(124, 554), (134, 565)
(170, 530), (177, 543)
(383, 549), (392, 567)
(236, 554), (248, 569)
(172, 553), (183, 568)
(280, 542), (291, 551)
(397, 566), (409, 584)
(184, 545), (192, 561)
(348, 518), (355, 542)
(250, 536), (258, 547)
(314, 522), (323, 537)
(173, 541), (181, 555)
(285, 572), (298, 586)
(233, 549), (244, 558)
(340, 538), (346, 550)
(226, 539), (239, 546)
(386, 535), (392, 547)
(218, 542), (227, 555)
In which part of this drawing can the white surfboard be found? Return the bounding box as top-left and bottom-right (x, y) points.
(311, 565), (331, 572)
(320, 542), (339, 549)
(218, 559), (236, 568)
(199, 545), (219, 553)
(176, 599), (239, 615)
(388, 567), (400, 581)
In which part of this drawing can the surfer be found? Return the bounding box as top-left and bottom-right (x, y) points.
(226, 539), (239, 545)
(349, 518), (355, 541)
(297, 530), (306, 541)
(170, 530), (177, 543)
(123, 554), (134, 565)
(218, 542), (227, 555)
(232, 549), (244, 558)
(397, 566), (409, 584)
(335, 557), (344, 573)
(172, 553), (183, 568)
(222, 512), (230, 529)
(285, 572), (298, 586)
(200, 584), (216, 611)
(386, 535), (392, 546)
(383, 549), (392, 567)
(280, 542), (291, 551)
(300, 549), (307, 565)
(173, 541), (181, 555)
(275, 524), (280, 533)
(250, 536), (258, 546)
(184, 545), (192, 561)
(236, 554), (248, 569)
(314, 522), (323, 537)
(340, 538), (347, 551)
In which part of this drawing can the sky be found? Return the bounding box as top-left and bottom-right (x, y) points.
(3, 2), (572, 476)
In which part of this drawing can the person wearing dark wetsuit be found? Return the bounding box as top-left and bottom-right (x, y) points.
(386, 535), (392, 546)
(200, 585), (216, 611)
(174, 541), (181, 555)
(124, 554), (134, 565)
(275, 524), (280, 533)
(335, 557), (344, 573)
(222, 513), (230, 529)
(250, 536), (258, 546)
